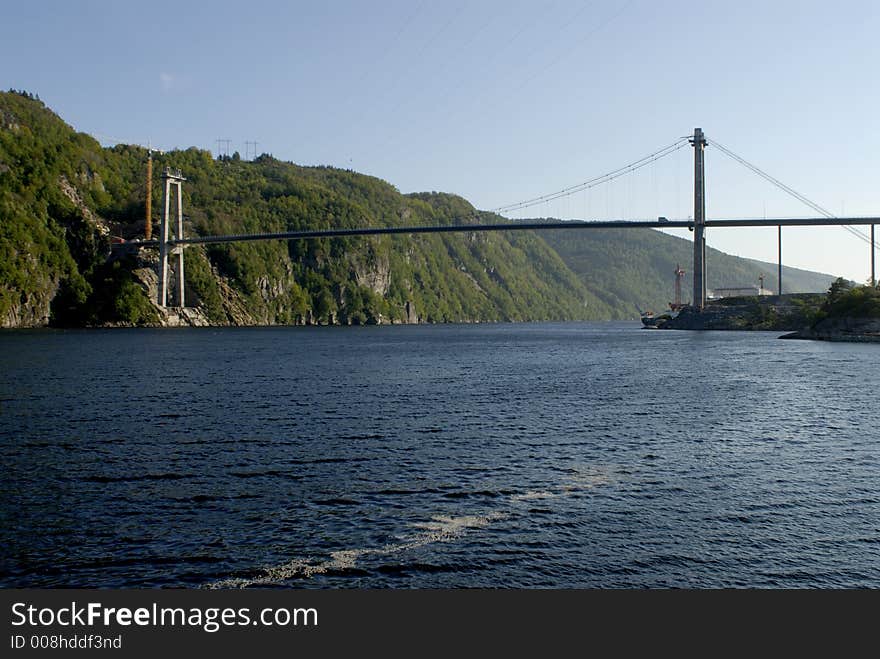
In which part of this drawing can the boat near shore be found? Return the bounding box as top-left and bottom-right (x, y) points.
(639, 309), (675, 329)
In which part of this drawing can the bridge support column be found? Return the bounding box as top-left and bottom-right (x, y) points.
(158, 168), (186, 308)
(158, 178), (170, 307)
(872, 224), (876, 287)
(778, 225), (783, 295)
(691, 128), (707, 309)
(176, 183), (185, 308)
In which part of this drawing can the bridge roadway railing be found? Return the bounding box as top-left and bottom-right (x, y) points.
(117, 216), (880, 248)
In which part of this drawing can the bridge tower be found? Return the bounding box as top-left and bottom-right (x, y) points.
(691, 128), (707, 310)
(158, 168), (186, 308)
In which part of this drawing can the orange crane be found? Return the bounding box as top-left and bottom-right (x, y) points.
(91, 133), (161, 241)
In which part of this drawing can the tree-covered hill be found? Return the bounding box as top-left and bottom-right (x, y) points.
(0, 90), (603, 327)
(0, 90), (841, 328)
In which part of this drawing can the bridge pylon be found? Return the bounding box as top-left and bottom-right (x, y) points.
(690, 128), (707, 310)
(158, 168), (186, 308)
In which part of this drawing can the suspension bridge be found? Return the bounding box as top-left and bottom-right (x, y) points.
(117, 128), (880, 311)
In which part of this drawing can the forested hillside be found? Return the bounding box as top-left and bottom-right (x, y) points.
(0, 91), (601, 327)
(0, 90), (840, 328)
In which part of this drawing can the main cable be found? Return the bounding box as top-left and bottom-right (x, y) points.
(491, 138), (689, 215)
(711, 139), (872, 246)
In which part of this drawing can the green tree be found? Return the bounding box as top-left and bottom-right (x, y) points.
(825, 277), (854, 308)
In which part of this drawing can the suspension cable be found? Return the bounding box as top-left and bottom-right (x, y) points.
(711, 139), (873, 246)
(491, 138), (690, 215)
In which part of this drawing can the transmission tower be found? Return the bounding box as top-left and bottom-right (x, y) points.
(215, 139), (231, 159)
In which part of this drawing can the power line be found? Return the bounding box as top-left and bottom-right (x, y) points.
(711, 139), (873, 246)
(491, 138), (689, 215)
(215, 139), (231, 158)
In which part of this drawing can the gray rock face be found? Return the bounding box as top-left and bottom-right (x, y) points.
(58, 175), (111, 237)
(1, 279), (58, 328)
(353, 252), (390, 297)
(405, 300), (419, 324)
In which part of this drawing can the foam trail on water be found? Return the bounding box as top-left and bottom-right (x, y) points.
(509, 466), (615, 503)
(207, 512), (506, 589)
(562, 465), (613, 492)
(511, 490), (556, 501)
(207, 464), (617, 589)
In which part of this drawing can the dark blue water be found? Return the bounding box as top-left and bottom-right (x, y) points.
(1, 323), (878, 588)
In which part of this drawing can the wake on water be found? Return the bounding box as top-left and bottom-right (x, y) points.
(206, 465), (616, 588)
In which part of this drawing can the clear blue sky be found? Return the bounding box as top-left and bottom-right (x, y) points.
(4, 0), (879, 282)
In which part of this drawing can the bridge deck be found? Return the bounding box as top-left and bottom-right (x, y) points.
(118, 216), (879, 248)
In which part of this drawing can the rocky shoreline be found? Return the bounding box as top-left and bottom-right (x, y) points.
(657, 294), (880, 343)
(779, 316), (880, 342)
(659, 294), (823, 332)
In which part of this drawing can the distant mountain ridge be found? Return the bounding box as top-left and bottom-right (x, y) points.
(0, 90), (840, 327)
(539, 224), (837, 318)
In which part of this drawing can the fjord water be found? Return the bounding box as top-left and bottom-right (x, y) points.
(1, 323), (878, 588)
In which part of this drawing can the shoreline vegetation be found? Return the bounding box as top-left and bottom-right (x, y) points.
(780, 279), (880, 342)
